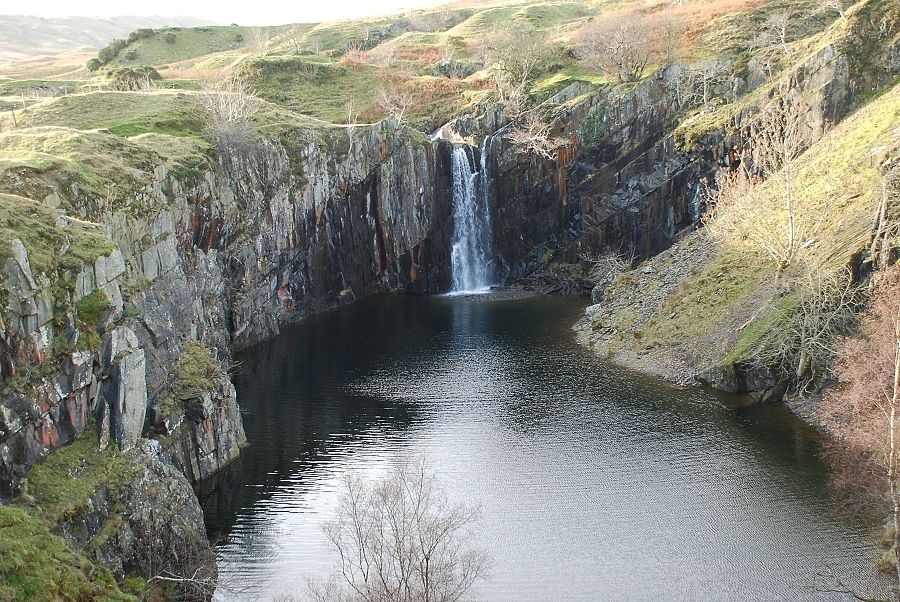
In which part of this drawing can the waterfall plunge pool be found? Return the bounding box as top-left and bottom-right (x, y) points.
(200, 293), (886, 601)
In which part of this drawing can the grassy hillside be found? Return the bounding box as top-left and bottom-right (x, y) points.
(0, 0), (837, 130)
(108, 25), (261, 68)
(580, 78), (900, 381)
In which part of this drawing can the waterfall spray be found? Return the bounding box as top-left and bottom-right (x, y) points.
(450, 138), (495, 293)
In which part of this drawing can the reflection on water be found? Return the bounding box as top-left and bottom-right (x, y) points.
(200, 294), (885, 601)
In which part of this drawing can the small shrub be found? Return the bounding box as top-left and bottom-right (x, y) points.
(75, 289), (109, 351)
(578, 106), (608, 147)
(163, 31), (177, 44)
(172, 341), (220, 394)
(94, 38), (128, 68)
(126, 28), (155, 44)
(107, 66), (161, 91)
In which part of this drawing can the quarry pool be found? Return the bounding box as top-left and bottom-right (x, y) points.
(200, 293), (885, 601)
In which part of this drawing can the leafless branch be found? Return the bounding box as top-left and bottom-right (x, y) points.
(297, 455), (489, 602)
(200, 75), (260, 150)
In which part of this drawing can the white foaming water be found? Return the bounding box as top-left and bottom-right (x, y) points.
(450, 139), (495, 293)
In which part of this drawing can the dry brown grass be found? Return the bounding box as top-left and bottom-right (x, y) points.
(572, 0), (768, 62)
(357, 72), (473, 122)
(340, 48), (368, 68)
(655, 0), (768, 49)
(0, 48), (95, 79)
(159, 65), (231, 82)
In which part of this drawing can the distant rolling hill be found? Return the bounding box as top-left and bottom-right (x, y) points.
(0, 15), (215, 63)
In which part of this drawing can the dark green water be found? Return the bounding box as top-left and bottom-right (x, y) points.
(200, 293), (885, 601)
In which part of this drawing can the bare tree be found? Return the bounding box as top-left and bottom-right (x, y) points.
(248, 27), (272, 56)
(816, 0), (848, 21)
(479, 31), (548, 108)
(345, 101), (357, 157)
(130, 510), (218, 602)
(749, 100), (810, 266)
(305, 456), (488, 602)
(506, 109), (565, 161)
(377, 88), (414, 126)
(750, 268), (861, 391)
(818, 267), (900, 590)
(868, 166), (900, 270)
(577, 12), (662, 83)
(669, 61), (730, 110)
(579, 248), (635, 303)
(751, 9), (796, 73)
(200, 76), (260, 150)
(703, 100), (825, 270)
(286, 25), (308, 55)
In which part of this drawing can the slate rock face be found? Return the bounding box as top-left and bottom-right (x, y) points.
(53, 439), (214, 583)
(0, 120), (456, 502)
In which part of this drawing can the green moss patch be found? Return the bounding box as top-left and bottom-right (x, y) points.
(0, 192), (113, 275)
(0, 506), (134, 601)
(20, 428), (139, 527)
(75, 289), (110, 351)
(172, 341), (220, 395)
(530, 67), (605, 99)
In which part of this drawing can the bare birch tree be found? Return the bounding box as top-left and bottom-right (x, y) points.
(750, 268), (861, 391)
(818, 268), (900, 589)
(816, 0), (848, 21)
(868, 166), (900, 270)
(306, 456), (488, 602)
(751, 9), (796, 73)
(577, 12), (662, 83)
(200, 76), (260, 150)
(703, 100), (826, 271)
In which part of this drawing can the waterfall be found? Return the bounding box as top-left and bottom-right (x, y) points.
(450, 138), (495, 293)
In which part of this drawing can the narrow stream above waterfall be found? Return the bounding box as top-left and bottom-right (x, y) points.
(199, 293), (887, 601)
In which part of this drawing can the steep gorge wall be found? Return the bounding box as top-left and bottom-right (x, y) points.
(0, 118), (456, 583)
(479, 0), (898, 289)
(1, 122), (455, 498)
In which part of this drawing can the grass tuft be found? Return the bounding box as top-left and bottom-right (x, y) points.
(0, 506), (134, 602)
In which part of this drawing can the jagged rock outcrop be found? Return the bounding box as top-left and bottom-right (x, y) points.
(50, 438), (213, 583)
(149, 366), (245, 484)
(0, 120), (455, 504)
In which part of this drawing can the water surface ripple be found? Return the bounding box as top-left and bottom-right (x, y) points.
(201, 294), (883, 601)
